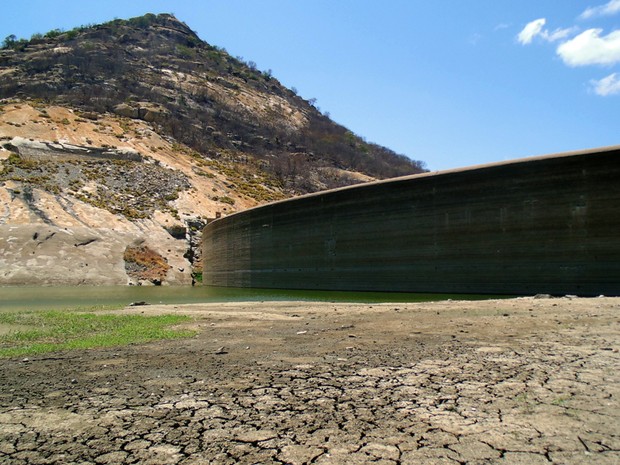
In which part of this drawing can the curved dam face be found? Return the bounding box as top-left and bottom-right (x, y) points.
(203, 147), (620, 296)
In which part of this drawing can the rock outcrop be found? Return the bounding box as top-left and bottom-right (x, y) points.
(113, 103), (170, 124)
(0, 102), (267, 285)
(0, 191), (191, 286)
(4, 137), (142, 162)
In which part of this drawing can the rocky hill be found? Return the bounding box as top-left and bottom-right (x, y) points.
(0, 13), (426, 286)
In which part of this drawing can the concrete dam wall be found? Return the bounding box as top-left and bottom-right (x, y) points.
(203, 146), (620, 296)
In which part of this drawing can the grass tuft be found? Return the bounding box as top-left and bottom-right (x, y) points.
(0, 310), (195, 358)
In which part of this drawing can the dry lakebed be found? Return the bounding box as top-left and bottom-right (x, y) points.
(0, 296), (618, 464)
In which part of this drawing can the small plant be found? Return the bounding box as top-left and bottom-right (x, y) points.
(194, 169), (215, 178)
(552, 396), (571, 406)
(176, 45), (196, 59)
(192, 271), (203, 283)
(44, 29), (63, 39)
(215, 195), (235, 206)
(6, 153), (36, 169)
(44, 184), (61, 195)
(2, 34), (17, 49)
(68, 178), (85, 191)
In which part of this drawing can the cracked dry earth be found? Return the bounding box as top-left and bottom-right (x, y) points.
(0, 297), (619, 465)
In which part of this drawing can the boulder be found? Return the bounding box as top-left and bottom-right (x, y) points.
(113, 103), (139, 119)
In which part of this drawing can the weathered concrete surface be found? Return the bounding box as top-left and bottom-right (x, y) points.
(203, 147), (620, 295)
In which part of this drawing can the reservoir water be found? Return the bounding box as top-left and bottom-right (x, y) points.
(0, 285), (505, 313)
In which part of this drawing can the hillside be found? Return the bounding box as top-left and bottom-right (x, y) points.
(0, 13), (426, 286)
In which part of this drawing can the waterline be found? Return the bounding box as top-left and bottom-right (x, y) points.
(0, 285), (511, 313)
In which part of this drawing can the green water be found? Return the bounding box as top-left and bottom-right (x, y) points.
(0, 285), (505, 313)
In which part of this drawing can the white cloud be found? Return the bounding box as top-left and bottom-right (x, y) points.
(590, 73), (620, 95)
(518, 18), (546, 44)
(517, 19), (577, 45)
(469, 33), (482, 45)
(580, 0), (620, 19)
(545, 27), (578, 42)
(516, 12), (620, 97)
(557, 28), (620, 66)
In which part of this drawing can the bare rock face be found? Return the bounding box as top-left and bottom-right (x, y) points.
(0, 102), (260, 286)
(0, 171), (194, 286)
(113, 103), (169, 124)
(113, 103), (140, 119)
(5, 136), (142, 162)
(0, 225), (137, 285)
(0, 223), (193, 286)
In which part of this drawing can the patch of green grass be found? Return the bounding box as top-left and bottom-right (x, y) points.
(514, 392), (528, 403)
(552, 396), (571, 406)
(192, 271), (203, 283)
(214, 195), (235, 206)
(0, 310), (195, 358)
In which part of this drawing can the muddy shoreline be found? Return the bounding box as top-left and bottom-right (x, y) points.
(1, 297), (619, 464)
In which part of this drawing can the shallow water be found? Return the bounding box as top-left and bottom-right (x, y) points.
(0, 285), (509, 313)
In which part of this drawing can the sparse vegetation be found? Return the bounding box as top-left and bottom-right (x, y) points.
(123, 245), (170, 283)
(0, 13), (426, 197)
(0, 310), (194, 357)
(0, 153), (190, 221)
(44, 29), (63, 39)
(5, 152), (37, 169)
(191, 270), (203, 283)
(214, 195), (235, 206)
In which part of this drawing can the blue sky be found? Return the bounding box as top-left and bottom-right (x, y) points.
(2, 1), (619, 171)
